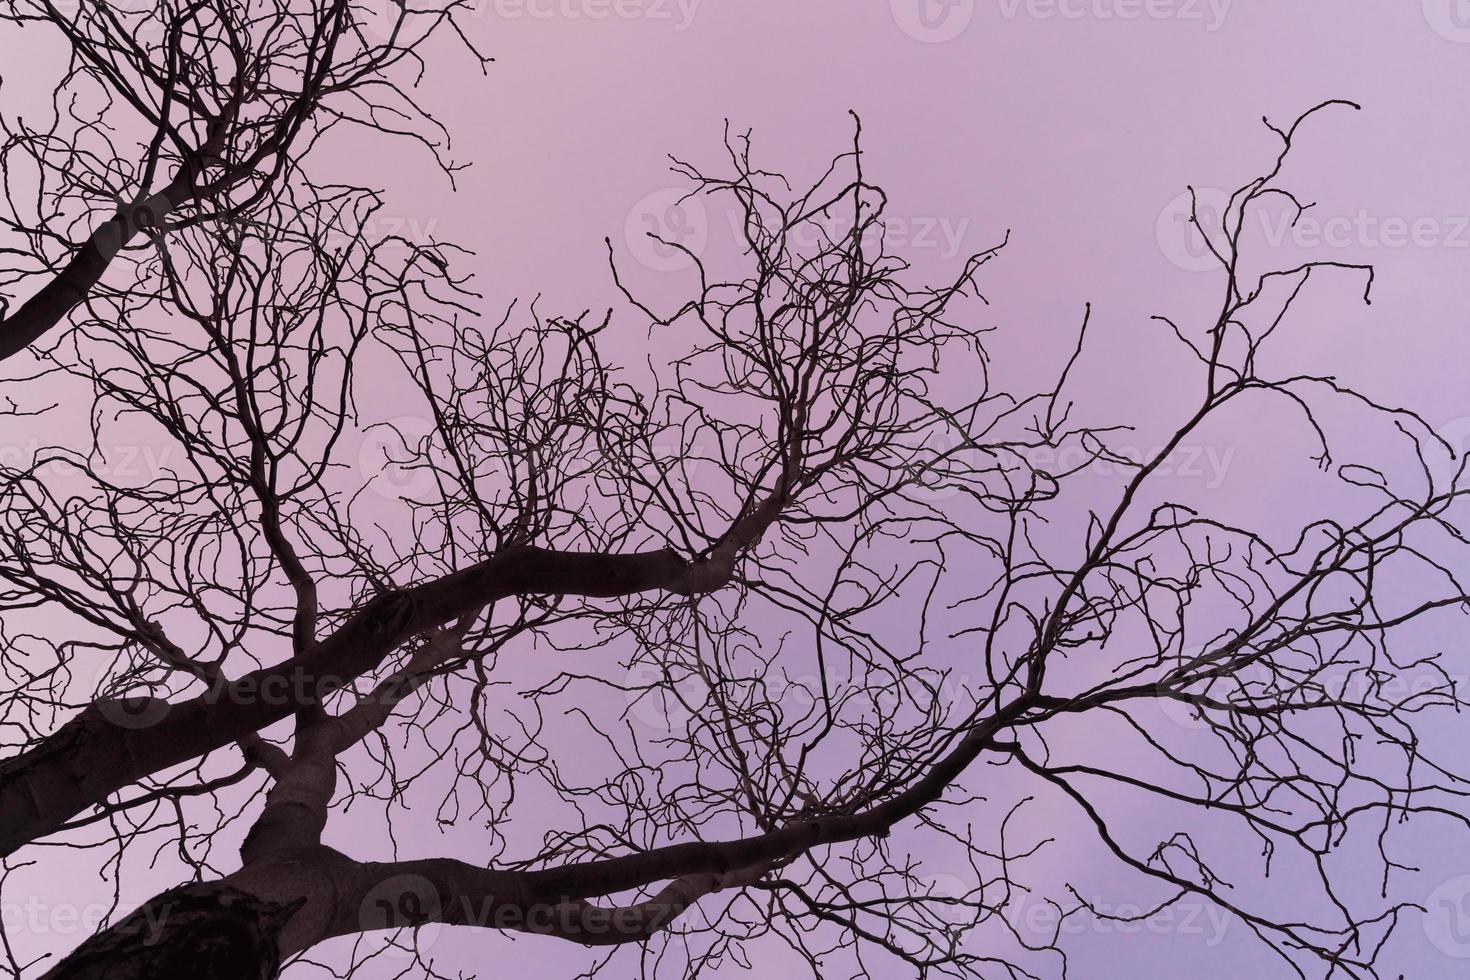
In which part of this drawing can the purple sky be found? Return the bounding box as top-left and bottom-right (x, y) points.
(5, 2), (1470, 978)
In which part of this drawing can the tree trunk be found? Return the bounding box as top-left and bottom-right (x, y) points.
(41, 884), (302, 980)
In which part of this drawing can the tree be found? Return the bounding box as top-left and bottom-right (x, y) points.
(0, 0), (482, 362)
(0, 6), (1467, 978)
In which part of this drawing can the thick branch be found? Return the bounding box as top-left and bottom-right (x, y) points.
(0, 544), (738, 856)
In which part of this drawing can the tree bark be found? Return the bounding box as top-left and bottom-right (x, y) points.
(40, 884), (302, 980)
(0, 545), (698, 856)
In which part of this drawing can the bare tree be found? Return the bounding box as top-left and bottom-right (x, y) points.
(0, 0), (482, 361)
(0, 10), (1466, 976)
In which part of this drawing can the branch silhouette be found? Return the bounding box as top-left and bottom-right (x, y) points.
(0, 23), (1464, 978)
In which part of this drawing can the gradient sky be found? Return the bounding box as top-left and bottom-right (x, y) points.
(5, 2), (1470, 978)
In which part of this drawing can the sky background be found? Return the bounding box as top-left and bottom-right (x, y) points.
(6, 1), (1470, 977)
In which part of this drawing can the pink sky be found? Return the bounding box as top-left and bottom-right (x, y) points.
(5, 2), (1470, 977)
